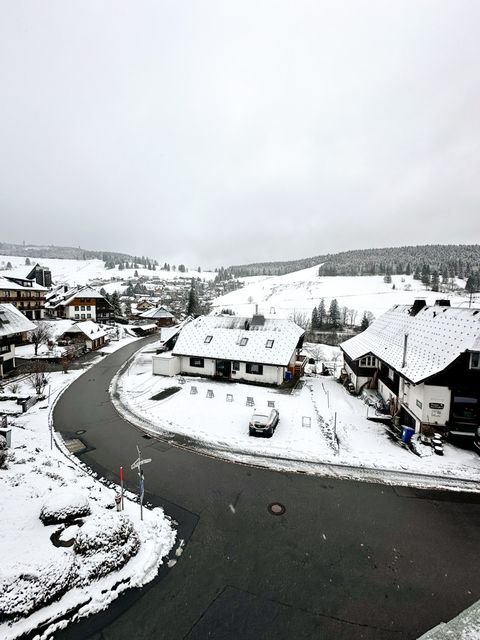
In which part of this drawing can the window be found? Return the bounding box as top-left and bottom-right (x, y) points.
(75, 314), (79, 319)
(470, 352), (480, 369)
(204, 335), (213, 343)
(87, 313), (91, 318)
(232, 361), (240, 371)
(81, 306), (85, 311)
(189, 357), (204, 368)
(388, 367), (394, 381)
(240, 337), (248, 346)
(75, 306), (79, 311)
(246, 363), (263, 375)
(81, 313), (85, 319)
(360, 355), (377, 367)
(87, 305), (91, 311)
(265, 339), (274, 348)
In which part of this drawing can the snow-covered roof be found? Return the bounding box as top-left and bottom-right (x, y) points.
(140, 306), (174, 319)
(0, 303), (36, 337)
(46, 285), (107, 309)
(0, 276), (48, 292)
(340, 303), (480, 384)
(173, 315), (304, 366)
(61, 320), (107, 340)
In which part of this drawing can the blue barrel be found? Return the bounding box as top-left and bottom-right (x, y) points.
(284, 371), (292, 381)
(401, 426), (415, 443)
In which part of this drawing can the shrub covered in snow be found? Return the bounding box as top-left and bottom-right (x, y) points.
(74, 513), (140, 584)
(40, 489), (91, 525)
(0, 554), (76, 622)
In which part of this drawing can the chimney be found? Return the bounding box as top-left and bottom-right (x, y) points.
(410, 299), (427, 316)
(434, 299), (450, 307)
(255, 303), (258, 314)
(402, 333), (408, 368)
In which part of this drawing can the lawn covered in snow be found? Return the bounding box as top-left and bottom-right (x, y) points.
(0, 343), (176, 639)
(211, 264), (471, 320)
(0, 255), (216, 287)
(113, 344), (480, 492)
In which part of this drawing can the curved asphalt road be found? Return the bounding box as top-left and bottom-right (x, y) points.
(53, 339), (480, 640)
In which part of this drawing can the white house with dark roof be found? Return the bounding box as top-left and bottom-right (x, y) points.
(153, 314), (306, 385)
(0, 304), (36, 377)
(340, 300), (480, 437)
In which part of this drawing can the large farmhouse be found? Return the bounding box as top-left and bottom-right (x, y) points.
(153, 314), (306, 385)
(0, 304), (36, 377)
(45, 286), (114, 324)
(340, 300), (480, 437)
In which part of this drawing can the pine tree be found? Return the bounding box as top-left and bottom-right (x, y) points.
(110, 291), (122, 316)
(317, 299), (326, 327)
(311, 307), (319, 330)
(360, 312), (370, 331)
(25, 257), (31, 266)
(186, 280), (200, 316)
(431, 271), (440, 292)
(328, 299), (341, 329)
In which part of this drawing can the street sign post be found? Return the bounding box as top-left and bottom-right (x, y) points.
(131, 445), (151, 521)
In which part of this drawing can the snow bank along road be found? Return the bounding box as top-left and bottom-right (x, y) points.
(53, 340), (480, 640)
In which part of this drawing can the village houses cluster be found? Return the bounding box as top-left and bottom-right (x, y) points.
(0, 259), (479, 452)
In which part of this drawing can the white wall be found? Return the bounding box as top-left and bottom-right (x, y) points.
(402, 382), (450, 427)
(179, 357), (216, 377)
(344, 362), (370, 393)
(231, 362), (284, 385)
(152, 354), (181, 376)
(66, 305), (97, 321)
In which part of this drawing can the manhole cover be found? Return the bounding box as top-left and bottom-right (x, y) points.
(75, 429), (86, 435)
(268, 503), (286, 516)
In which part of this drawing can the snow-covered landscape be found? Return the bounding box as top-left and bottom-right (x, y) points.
(211, 264), (472, 320)
(113, 342), (480, 492)
(0, 339), (177, 640)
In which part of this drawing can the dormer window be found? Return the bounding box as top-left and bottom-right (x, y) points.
(470, 352), (480, 370)
(265, 339), (274, 348)
(360, 355), (377, 368)
(204, 335), (213, 343)
(240, 337), (248, 346)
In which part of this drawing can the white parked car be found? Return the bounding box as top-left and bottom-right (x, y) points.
(249, 409), (280, 438)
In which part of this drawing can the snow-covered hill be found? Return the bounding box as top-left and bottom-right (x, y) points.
(211, 264), (472, 320)
(0, 255), (216, 287)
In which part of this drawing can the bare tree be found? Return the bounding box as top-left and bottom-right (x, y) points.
(289, 310), (310, 331)
(347, 309), (358, 327)
(29, 361), (50, 395)
(30, 322), (52, 356)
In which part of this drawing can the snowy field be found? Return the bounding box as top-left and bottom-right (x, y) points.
(0, 340), (177, 639)
(0, 255), (216, 288)
(113, 344), (480, 492)
(211, 265), (472, 320)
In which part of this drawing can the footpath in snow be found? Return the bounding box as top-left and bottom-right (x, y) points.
(0, 337), (177, 640)
(113, 344), (480, 493)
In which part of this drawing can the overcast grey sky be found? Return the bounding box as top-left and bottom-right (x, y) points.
(1, 1), (479, 268)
